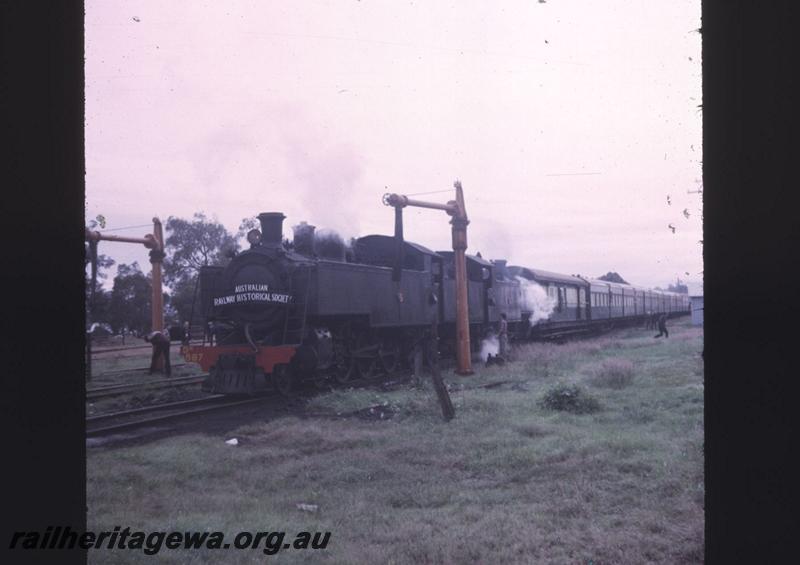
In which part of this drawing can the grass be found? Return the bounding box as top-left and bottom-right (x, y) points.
(86, 345), (207, 414)
(87, 317), (704, 564)
(587, 358), (636, 389)
(539, 383), (602, 413)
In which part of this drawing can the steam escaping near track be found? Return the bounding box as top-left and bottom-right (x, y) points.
(480, 334), (500, 362)
(515, 276), (557, 324)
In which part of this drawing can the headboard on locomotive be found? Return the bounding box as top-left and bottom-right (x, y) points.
(195, 212), (302, 346)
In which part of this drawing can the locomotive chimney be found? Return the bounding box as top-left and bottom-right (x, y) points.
(257, 212), (286, 247)
(292, 221), (316, 255)
(493, 259), (508, 280)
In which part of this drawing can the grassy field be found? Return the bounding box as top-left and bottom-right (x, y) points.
(87, 317), (704, 564)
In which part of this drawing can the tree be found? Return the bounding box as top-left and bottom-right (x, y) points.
(85, 239), (115, 327)
(597, 272), (629, 285)
(163, 213), (239, 287)
(236, 216), (259, 244)
(85, 243), (115, 290)
(168, 276), (201, 326)
(667, 281), (689, 294)
(87, 287), (112, 327)
(108, 262), (152, 334)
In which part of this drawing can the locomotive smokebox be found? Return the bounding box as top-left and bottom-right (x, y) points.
(292, 221), (316, 256)
(257, 212), (286, 247)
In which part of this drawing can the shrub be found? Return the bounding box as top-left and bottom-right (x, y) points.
(539, 383), (601, 414)
(589, 358), (635, 389)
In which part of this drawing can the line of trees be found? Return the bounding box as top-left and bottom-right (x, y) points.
(85, 212), (250, 335)
(597, 272), (689, 293)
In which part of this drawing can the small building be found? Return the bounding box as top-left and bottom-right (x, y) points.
(690, 295), (704, 326)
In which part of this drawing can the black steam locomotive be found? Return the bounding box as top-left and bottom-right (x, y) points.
(181, 211), (689, 394)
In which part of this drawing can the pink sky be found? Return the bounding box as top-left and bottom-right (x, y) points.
(86, 1), (702, 292)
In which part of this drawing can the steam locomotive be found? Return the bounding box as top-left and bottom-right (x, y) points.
(180, 211), (690, 394)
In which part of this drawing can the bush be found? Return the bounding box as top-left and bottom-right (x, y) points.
(589, 358), (635, 389)
(539, 383), (601, 414)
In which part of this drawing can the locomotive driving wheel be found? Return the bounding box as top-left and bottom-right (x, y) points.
(377, 336), (402, 375)
(352, 331), (379, 379)
(273, 364), (293, 396)
(312, 368), (331, 390)
(332, 329), (356, 385)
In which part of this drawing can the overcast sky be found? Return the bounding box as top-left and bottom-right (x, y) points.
(86, 0), (702, 293)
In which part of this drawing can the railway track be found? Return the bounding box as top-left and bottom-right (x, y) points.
(85, 372), (523, 441)
(96, 363), (188, 376)
(86, 394), (269, 437)
(86, 374), (207, 400)
(90, 341), (206, 355)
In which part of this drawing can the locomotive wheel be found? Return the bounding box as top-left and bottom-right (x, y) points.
(331, 355), (354, 384)
(355, 355), (377, 379)
(313, 370), (331, 390)
(378, 338), (401, 375)
(273, 364), (293, 396)
(353, 331), (379, 379)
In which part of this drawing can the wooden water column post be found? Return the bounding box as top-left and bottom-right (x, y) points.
(85, 217), (165, 377)
(383, 180), (474, 376)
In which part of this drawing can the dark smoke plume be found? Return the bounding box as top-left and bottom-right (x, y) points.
(314, 229), (348, 261)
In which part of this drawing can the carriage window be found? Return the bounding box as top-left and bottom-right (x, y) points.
(566, 287), (577, 306)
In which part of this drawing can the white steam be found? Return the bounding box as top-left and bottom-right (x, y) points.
(480, 334), (499, 362)
(515, 276), (557, 324)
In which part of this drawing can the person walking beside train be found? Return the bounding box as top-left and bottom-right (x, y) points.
(653, 313), (669, 338)
(144, 329), (172, 376)
(498, 313), (509, 358)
